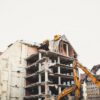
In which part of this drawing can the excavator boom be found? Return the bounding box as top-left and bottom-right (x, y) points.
(56, 60), (100, 100)
(77, 62), (100, 88)
(57, 86), (76, 100)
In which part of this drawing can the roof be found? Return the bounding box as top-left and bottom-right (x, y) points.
(91, 64), (100, 72)
(59, 34), (69, 42)
(19, 40), (39, 47)
(56, 34), (78, 56)
(7, 40), (39, 48)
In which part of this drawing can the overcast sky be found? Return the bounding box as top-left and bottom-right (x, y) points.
(0, 0), (100, 70)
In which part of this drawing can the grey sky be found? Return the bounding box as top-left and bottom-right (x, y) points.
(0, 0), (100, 70)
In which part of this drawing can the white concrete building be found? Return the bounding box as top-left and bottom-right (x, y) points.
(0, 40), (38, 100)
(82, 81), (87, 100)
(81, 65), (100, 100)
(96, 69), (100, 75)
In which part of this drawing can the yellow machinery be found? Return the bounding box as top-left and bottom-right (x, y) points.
(54, 35), (61, 41)
(57, 59), (100, 100)
(57, 86), (77, 100)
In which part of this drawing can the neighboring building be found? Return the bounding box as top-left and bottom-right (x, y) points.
(86, 75), (100, 100)
(24, 35), (78, 100)
(91, 64), (100, 75)
(97, 69), (100, 75)
(82, 82), (87, 100)
(0, 40), (38, 100)
(80, 74), (87, 100)
(87, 65), (100, 100)
(80, 65), (100, 100)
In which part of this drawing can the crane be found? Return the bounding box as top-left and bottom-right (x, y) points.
(56, 59), (100, 100)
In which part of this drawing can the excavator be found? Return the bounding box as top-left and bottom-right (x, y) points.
(56, 59), (100, 100)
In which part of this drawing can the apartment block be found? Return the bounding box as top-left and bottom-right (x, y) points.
(0, 40), (38, 100)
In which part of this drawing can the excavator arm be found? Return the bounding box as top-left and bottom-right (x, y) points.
(56, 85), (77, 100)
(56, 60), (100, 100)
(73, 60), (81, 99)
(77, 62), (100, 88)
(56, 60), (80, 100)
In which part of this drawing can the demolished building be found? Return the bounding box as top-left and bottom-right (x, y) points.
(24, 35), (78, 100)
(0, 35), (78, 100)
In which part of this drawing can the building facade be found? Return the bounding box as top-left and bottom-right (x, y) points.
(81, 65), (100, 100)
(0, 40), (38, 100)
(86, 76), (100, 100)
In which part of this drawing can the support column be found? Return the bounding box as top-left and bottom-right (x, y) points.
(38, 53), (42, 100)
(66, 44), (69, 57)
(45, 58), (49, 100)
(58, 56), (61, 94)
